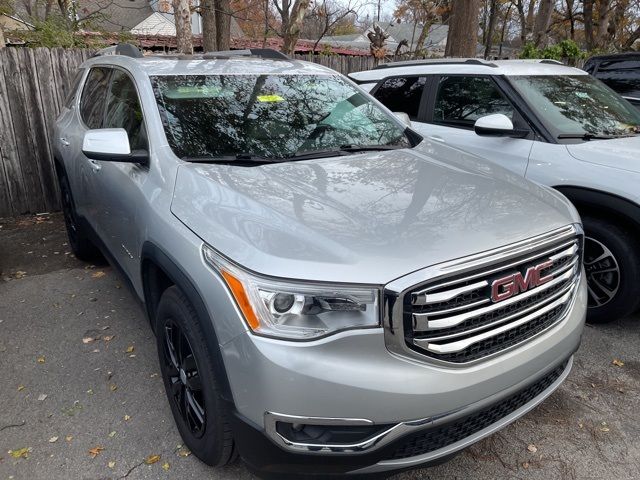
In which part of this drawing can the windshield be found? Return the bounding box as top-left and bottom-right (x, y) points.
(508, 75), (640, 138)
(151, 74), (411, 160)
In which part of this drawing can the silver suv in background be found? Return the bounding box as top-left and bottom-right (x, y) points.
(54, 45), (586, 479)
(351, 58), (640, 324)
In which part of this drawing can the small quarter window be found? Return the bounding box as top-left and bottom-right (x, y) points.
(80, 67), (111, 129)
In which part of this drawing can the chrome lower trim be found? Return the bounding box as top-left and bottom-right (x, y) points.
(353, 356), (574, 474)
(264, 356), (574, 457)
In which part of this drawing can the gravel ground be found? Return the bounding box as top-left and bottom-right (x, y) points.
(1, 213), (639, 480)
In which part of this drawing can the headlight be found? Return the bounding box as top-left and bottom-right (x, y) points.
(202, 245), (380, 340)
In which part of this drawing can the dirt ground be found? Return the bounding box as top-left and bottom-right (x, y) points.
(1, 213), (639, 480)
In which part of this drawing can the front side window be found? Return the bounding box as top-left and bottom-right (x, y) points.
(433, 76), (515, 128)
(373, 76), (426, 119)
(151, 74), (411, 160)
(104, 70), (147, 151)
(509, 75), (640, 138)
(80, 67), (111, 129)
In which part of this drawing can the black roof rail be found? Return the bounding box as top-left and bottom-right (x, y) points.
(93, 43), (143, 59)
(373, 58), (498, 70)
(201, 48), (289, 60)
(538, 59), (563, 65)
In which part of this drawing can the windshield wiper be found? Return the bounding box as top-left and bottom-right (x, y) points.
(557, 133), (626, 141)
(286, 144), (403, 161)
(184, 153), (274, 165)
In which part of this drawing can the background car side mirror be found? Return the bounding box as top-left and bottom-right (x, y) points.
(393, 112), (412, 128)
(474, 114), (528, 138)
(82, 128), (148, 164)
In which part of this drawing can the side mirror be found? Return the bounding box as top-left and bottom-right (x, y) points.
(82, 128), (148, 164)
(393, 111), (412, 128)
(474, 114), (516, 137)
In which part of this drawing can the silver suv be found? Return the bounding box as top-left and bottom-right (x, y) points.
(54, 45), (586, 479)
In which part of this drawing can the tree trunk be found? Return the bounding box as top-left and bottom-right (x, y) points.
(514, 0), (527, 43)
(281, 0), (312, 55)
(215, 0), (231, 50)
(584, 0), (594, 50)
(413, 22), (432, 58)
(172, 0), (193, 54)
(565, 0), (575, 39)
(483, 0), (498, 59)
(445, 0), (480, 57)
(595, 0), (610, 49)
(201, 0), (217, 51)
(0, 26), (5, 48)
(532, 0), (553, 47)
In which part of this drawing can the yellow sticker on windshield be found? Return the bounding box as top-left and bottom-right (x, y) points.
(257, 94), (284, 103)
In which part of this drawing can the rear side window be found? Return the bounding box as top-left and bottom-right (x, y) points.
(433, 76), (515, 128)
(373, 76), (426, 119)
(104, 70), (147, 151)
(80, 67), (111, 129)
(594, 60), (640, 99)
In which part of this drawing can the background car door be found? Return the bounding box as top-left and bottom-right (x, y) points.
(75, 67), (112, 226)
(95, 68), (149, 278)
(417, 75), (534, 176)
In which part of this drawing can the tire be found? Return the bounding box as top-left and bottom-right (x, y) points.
(155, 286), (236, 466)
(582, 215), (640, 324)
(58, 174), (101, 262)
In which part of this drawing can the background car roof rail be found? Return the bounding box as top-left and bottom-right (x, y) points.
(93, 43), (144, 59)
(373, 58), (498, 70)
(201, 48), (289, 60)
(538, 59), (563, 65)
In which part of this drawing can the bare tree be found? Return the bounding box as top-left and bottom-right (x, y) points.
(367, 21), (389, 59)
(302, 0), (360, 51)
(445, 0), (481, 57)
(216, 0), (231, 49)
(483, 0), (498, 58)
(172, 0), (193, 54)
(274, 0), (313, 55)
(531, 0), (553, 47)
(201, 0), (217, 51)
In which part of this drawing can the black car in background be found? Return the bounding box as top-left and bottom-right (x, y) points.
(584, 53), (640, 110)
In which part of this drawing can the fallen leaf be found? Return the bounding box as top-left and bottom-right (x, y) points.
(613, 359), (624, 367)
(527, 444), (538, 453)
(48, 436), (58, 443)
(600, 426), (610, 432)
(65, 435), (73, 442)
(87, 389), (94, 395)
(522, 461), (530, 469)
(82, 337), (95, 344)
(162, 462), (170, 471)
(145, 454), (161, 465)
(9, 447), (31, 459)
(14, 271), (27, 279)
(109, 384), (117, 392)
(108, 431), (116, 438)
(92, 271), (106, 278)
(125, 346), (135, 353)
(37, 393), (48, 401)
(88, 446), (104, 458)
(102, 335), (115, 342)
(177, 448), (191, 457)
(17, 385), (25, 391)
(124, 415), (131, 421)
(37, 356), (45, 364)
(108, 461), (116, 468)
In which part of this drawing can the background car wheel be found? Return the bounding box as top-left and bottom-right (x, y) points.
(155, 286), (236, 466)
(58, 174), (101, 262)
(582, 215), (640, 324)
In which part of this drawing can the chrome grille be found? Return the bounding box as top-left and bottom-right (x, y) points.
(403, 230), (582, 364)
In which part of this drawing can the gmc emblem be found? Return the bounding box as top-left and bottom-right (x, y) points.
(491, 260), (554, 303)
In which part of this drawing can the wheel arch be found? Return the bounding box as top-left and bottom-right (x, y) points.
(553, 186), (640, 234)
(140, 241), (234, 403)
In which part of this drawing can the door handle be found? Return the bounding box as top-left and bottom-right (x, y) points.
(428, 135), (446, 143)
(88, 159), (102, 172)
(59, 137), (70, 146)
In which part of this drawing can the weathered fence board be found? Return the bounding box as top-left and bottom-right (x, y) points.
(0, 47), (374, 218)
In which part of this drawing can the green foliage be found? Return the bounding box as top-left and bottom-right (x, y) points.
(519, 40), (585, 61)
(14, 15), (109, 48)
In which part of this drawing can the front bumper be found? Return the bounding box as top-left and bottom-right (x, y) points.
(232, 355), (574, 479)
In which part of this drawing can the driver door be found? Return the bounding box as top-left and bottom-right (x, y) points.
(416, 75), (534, 177)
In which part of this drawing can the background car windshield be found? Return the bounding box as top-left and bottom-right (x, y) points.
(151, 74), (410, 159)
(508, 75), (640, 137)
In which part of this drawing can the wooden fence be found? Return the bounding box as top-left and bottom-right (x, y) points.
(0, 48), (93, 217)
(0, 47), (376, 218)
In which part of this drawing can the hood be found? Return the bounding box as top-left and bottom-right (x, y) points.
(566, 135), (640, 173)
(171, 144), (579, 284)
